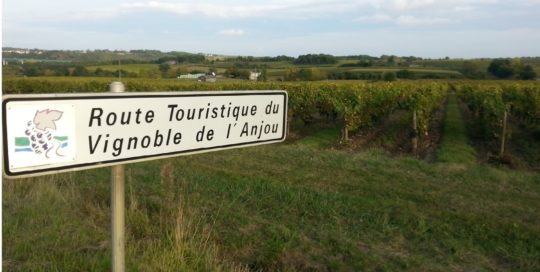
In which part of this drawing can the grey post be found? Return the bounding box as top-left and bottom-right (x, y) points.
(110, 81), (125, 272)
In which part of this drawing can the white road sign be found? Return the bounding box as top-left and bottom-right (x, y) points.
(2, 91), (287, 177)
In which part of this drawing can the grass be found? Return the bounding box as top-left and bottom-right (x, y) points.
(436, 93), (477, 164)
(348, 67), (463, 75)
(296, 126), (341, 148)
(86, 64), (159, 73)
(508, 122), (540, 170)
(85, 64), (228, 75)
(3, 167), (248, 271)
(82, 63), (463, 80)
(4, 136), (540, 270)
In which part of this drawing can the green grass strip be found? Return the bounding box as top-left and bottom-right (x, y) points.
(53, 136), (68, 141)
(436, 93), (477, 164)
(296, 127), (340, 148)
(15, 137), (30, 146)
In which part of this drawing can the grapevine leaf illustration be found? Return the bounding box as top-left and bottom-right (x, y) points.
(33, 109), (63, 131)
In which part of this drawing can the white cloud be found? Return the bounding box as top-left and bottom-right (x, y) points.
(396, 15), (453, 26)
(354, 13), (392, 23)
(388, 0), (435, 10)
(217, 29), (245, 36)
(453, 5), (475, 12)
(119, 1), (373, 19)
(121, 1), (286, 19)
(354, 13), (454, 27)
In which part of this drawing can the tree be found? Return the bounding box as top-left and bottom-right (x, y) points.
(72, 66), (89, 76)
(386, 55), (396, 66)
(24, 66), (41, 77)
(285, 68), (299, 81)
(159, 63), (171, 77)
(488, 58), (537, 80)
(260, 65), (268, 81)
(462, 61), (485, 79)
(297, 68), (326, 81)
(382, 71), (397, 81)
(224, 66), (239, 78)
(396, 69), (414, 79)
(488, 59), (514, 78)
(519, 65), (537, 80)
(294, 54), (337, 65)
(55, 67), (70, 76)
(511, 58), (523, 73)
(224, 66), (249, 79)
(94, 67), (109, 77)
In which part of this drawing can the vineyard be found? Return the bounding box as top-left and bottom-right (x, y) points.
(3, 77), (540, 270)
(3, 77), (539, 165)
(454, 81), (540, 166)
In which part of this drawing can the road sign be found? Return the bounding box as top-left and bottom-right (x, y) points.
(3, 91), (287, 177)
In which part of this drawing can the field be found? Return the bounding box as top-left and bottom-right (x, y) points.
(83, 62), (464, 80)
(3, 78), (540, 271)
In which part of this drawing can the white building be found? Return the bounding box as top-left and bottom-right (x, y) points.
(178, 73), (206, 79)
(249, 71), (261, 81)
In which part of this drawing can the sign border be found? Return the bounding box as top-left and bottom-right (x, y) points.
(3, 90), (288, 178)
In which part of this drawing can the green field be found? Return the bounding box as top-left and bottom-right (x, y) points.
(4, 135), (540, 271)
(83, 62), (463, 80)
(3, 78), (540, 271)
(86, 64), (159, 73)
(348, 67), (462, 75)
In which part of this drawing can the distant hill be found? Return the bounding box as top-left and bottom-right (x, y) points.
(2, 47), (209, 64)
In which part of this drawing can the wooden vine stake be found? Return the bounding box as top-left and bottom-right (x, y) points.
(287, 110), (293, 137)
(499, 110), (508, 158)
(412, 110), (418, 155)
(341, 125), (349, 143)
(341, 116), (349, 143)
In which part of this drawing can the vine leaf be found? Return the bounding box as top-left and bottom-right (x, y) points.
(33, 109), (63, 131)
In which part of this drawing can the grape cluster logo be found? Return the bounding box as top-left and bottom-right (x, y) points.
(15, 109), (68, 158)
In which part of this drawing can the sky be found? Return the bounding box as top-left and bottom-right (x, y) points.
(2, 0), (540, 58)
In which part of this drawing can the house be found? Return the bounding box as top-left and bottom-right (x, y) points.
(178, 73), (206, 79)
(249, 71), (261, 81)
(198, 72), (217, 82)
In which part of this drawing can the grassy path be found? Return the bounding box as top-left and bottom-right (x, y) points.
(436, 93), (477, 164)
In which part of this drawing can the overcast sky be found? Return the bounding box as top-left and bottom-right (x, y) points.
(3, 0), (540, 58)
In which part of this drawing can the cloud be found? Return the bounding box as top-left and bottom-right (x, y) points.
(396, 15), (453, 26)
(453, 5), (475, 12)
(387, 0), (435, 11)
(7, 0), (523, 24)
(121, 1), (285, 19)
(353, 13), (392, 23)
(119, 1), (372, 19)
(354, 13), (454, 27)
(217, 29), (245, 36)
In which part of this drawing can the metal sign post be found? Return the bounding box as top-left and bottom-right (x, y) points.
(110, 82), (125, 272)
(111, 163), (125, 272)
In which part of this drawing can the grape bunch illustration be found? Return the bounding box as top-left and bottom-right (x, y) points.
(24, 109), (64, 158)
